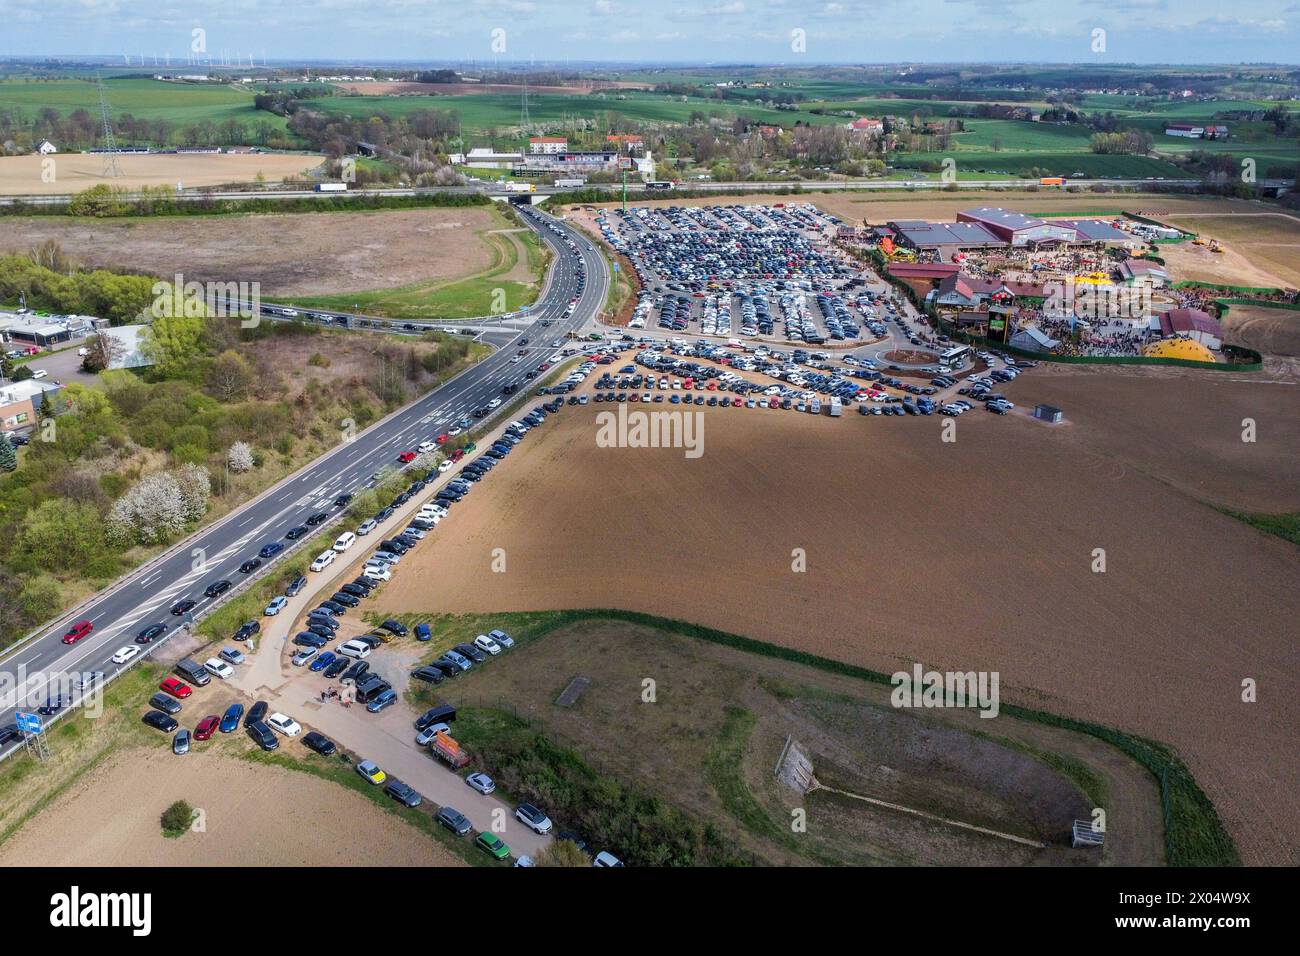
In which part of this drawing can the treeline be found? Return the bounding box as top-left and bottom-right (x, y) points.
(1090, 129), (1154, 155)
(0, 244), (156, 324)
(0, 183), (491, 219)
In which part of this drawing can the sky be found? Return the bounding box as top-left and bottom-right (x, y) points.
(2, 0), (1297, 66)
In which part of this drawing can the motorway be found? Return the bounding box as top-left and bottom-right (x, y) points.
(0, 205), (610, 756)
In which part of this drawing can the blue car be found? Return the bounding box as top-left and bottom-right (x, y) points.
(258, 541), (285, 560)
(415, 623), (432, 642)
(219, 703), (244, 734)
(366, 689), (398, 713)
(309, 651), (337, 672)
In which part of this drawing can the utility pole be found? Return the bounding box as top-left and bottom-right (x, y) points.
(96, 75), (124, 178)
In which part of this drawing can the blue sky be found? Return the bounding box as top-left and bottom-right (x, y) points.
(3, 0), (1296, 65)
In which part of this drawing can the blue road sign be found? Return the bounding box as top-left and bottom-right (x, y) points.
(15, 712), (42, 735)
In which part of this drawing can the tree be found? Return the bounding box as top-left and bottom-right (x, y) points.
(206, 349), (253, 401)
(0, 437), (16, 472)
(20, 500), (107, 572)
(533, 839), (591, 867)
(80, 332), (126, 373)
(173, 463), (212, 520)
(227, 441), (255, 473)
(142, 310), (206, 377)
(108, 472), (190, 545)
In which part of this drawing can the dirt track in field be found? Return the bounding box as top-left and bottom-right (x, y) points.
(0, 207), (504, 297)
(376, 365), (1300, 866)
(0, 750), (463, 867)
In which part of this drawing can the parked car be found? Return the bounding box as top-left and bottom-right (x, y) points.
(476, 833), (512, 861)
(303, 731), (336, 756)
(267, 713), (301, 737)
(219, 703), (245, 733)
(436, 806), (472, 835)
(245, 701), (269, 728)
(385, 779), (424, 808)
(264, 596), (289, 616)
(356, 759), (387, 785)
(159, 677), (192, 699)
(194, 715), (220, 740)
(378, 619), (408, 637)
(149, 693), (182, 716)
(465, 772), (496, 795)
(366, 689), (398, 713)
(246, 721), (278, 751)
(219, 647), (246, 666)
(204, 658), (234, 680)
(173, 729), (191, 755)
(233, 620), (260, 642)
(515, 803), (553, 834)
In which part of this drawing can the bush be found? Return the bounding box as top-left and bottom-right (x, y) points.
(160, 800), (193, 837)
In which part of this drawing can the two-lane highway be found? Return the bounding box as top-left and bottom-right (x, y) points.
(0, 203), (609, 749)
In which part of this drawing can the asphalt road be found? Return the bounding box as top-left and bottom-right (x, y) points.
(0, 206), (609, 753)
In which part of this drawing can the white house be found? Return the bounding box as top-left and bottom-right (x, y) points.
(36, 140), (57, 155)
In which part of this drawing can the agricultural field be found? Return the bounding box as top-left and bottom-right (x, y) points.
(371, 362), (1300, 866)
(0, 151), (323, 195)
(0, 76), (290, 137)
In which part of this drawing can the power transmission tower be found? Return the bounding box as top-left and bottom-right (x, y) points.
(96, 75), (124, 178)
(520, 72), (531, 133)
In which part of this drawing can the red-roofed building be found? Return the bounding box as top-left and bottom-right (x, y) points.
(886, 262), (960, 281)
(528, 136), (568, 155)
(1159, 307), (1222, 349)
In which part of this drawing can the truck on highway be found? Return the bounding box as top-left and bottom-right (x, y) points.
(1039, 177), (1065, 187)
(645, 181), (675, 191)
(429, 731), (471, 768)
(315, 182), (348, 192)
(555, 177), (586, 188)
(503, 181), (536, 193)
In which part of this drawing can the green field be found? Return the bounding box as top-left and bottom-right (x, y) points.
(0, 77), (290, 138)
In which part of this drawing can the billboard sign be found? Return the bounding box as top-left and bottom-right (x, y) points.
(15, 712), (42, 735)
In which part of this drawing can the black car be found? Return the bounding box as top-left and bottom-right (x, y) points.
(330, 592), (360, 609)
(341, 661), (370, 684)
(303, 731), (336, 756)
(204, 580), (232, 599)
(379, 619), (408, 637)
(375, 506), (395, 522)
(0, 724), (22, 746)
(143, 710), (179, 733)
(416, 705), (456, 731)
(293, 632), (328, 648)
(333, 493), (353, 508)
(556, 830), (592, 857)
(238, 558), (262, 574)
(284, 525), (309, 540)
(318, 600), (347, 615)
(149, 693), (183, 715)
(434, 656), (464, 675)
(340, 583), (369, 599)
(233, 620), (260, 642)
(305, 511), (330, 526)
(454, 642), (487, 664)
(324, 657), (350, 678)
(37, 696), (67, 716)
(305, 623), (336, 640)
(135, 622), (166, 644)
(385, 779), (423, 808)
(355, 634), (384, 650)
(246, 721), (278, 751)
(411, 665), (445, 684)
(436, 806), (472, 835)
(245, 700), (269, 727)
(170, 598), (197, 616)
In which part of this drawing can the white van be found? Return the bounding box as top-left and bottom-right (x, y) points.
(336, 639), (371, 660)
(309, 550), (336, 572)
(30, 369), (48, 380)
(333, 532), (356, 553)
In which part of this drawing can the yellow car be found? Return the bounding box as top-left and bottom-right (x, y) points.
(356, 760), (387, 785)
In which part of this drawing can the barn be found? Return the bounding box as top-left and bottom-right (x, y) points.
(956, 207), (1078, 246)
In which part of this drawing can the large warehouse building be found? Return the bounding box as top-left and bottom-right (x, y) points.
(888, 207), (1130, 255)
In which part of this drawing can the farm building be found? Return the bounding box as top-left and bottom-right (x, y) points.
(1157, 307), (1223, 349)
(1118, 259), (1170, 287)
(1008, 325), (1061, 352)
(36, 139), (57, 155)
(956, 208), (1079, 246)
(1165, 124), (1205, 138)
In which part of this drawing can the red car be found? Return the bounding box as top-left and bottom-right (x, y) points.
(732, 397), (743, 407)
(435, 433), (449, 445)
(194, 715), (220, 740)
(61, 619), (93, 645)
(398, 451), (417, 463)
(159, 677), (192, 699)
(450, 449), (465, 462)
(537, 363), (551, 372)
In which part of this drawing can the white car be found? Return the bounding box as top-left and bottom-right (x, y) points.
(473, 634), (503, 656)
(309, 550), (336, 572)
(203, 658), (234, 680)
(447, 427), (462, 437)
(110, 645), (140, 665)
(593, 851), (624, 868)
(356, 518), (378, 536)
(267, 713), (302, 737)
(291, 647), (317, 667)
(437, 459), (454, 473)
(417, 441), (436, 454)
(415, 722), (451, 746)
(333, 532), (356, 552)
(465, 771), (496, 795)
(486, 398), (502, 410)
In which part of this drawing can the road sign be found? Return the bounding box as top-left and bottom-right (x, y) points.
(15, 712), (42, 735)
